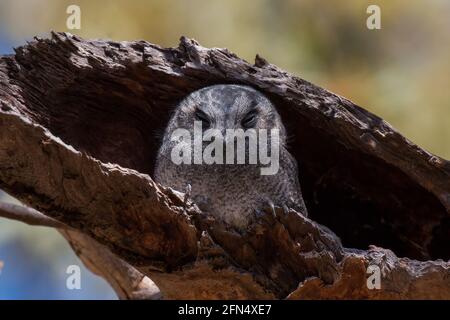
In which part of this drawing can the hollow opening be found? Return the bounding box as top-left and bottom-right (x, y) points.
(277, 102), (449, 261)
(15, 58), (449, 261)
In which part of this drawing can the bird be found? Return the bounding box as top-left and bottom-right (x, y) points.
(154, 84), (307, 230)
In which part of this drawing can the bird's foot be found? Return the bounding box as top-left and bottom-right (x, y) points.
(183, 183), (192, 206)
(282, 204), (290, 216)
(253, 199), (277, 220)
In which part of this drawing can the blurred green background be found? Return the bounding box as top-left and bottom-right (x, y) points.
(0, 0), (449, 299)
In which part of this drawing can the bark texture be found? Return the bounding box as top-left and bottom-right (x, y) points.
(0, 32), (449, 299)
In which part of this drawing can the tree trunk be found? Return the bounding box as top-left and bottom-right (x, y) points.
(0, 32), (449, 299)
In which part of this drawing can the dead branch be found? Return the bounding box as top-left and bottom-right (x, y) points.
(0, 201), (161, 300)
(60, 229), (162, 300)
(0, 202), (67, 228)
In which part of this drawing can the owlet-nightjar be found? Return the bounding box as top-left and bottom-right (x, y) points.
(154, 84), (307, 230)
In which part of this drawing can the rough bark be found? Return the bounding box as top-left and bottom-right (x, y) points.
(0, 32), (448, 299)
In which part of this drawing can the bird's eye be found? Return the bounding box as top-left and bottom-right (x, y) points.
(194, 109), (210, 128)
(241, 110), (258, 128)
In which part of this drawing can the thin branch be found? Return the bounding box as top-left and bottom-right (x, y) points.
(0, 202), (67, 228)
(0, 201), (161, 299)
(60, 229), (162, 300)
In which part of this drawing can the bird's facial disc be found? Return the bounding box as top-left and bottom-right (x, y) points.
(179, 85), (283, 135)
(169, 85), (284, 174)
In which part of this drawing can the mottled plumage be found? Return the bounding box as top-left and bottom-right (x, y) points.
(155, 84), (307, 230)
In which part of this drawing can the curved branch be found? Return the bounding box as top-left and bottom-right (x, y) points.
(0, 202), (161, 300)
(0, 202), (66, 228)
(60, 229), (162, 300)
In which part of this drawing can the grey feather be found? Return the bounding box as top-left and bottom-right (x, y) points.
(154, 84), (307, 230)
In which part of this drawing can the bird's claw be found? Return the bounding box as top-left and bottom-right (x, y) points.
(282, 204), (290, 216)
(269, 201), (277, 218)
(183, 183), (192, 206)
(254, 200), (287, 221)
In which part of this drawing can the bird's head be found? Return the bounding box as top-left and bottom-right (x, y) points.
(172, 84), (286, 139)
